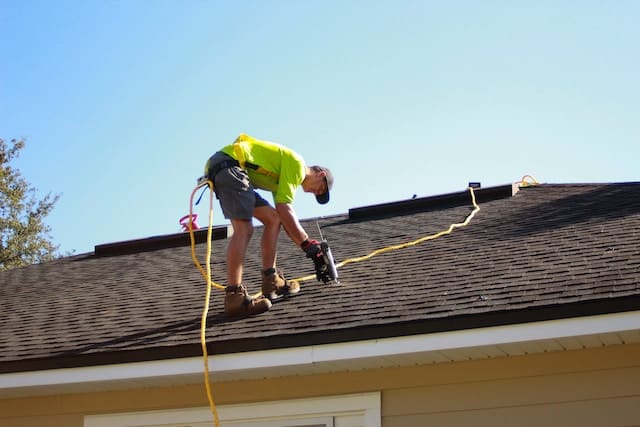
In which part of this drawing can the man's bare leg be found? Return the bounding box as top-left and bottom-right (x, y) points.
(253, 205), (281, 270)
(227, 218), (253, 285)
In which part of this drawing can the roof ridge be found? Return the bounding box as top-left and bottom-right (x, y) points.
(348, 184), (516, 220)
(93, 225), (232, 257)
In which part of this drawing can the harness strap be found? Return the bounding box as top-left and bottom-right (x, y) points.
(232, 134), (280, 180)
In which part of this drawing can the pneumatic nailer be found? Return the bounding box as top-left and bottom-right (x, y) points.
(314, 221), (340, 285)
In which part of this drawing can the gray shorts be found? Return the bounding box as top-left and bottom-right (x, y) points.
(207, 152), (270, 220)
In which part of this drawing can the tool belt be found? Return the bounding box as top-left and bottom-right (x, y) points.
(208, 145), (280, 183)
(207, 153), (277, 183)
(207, 156), (241, 181)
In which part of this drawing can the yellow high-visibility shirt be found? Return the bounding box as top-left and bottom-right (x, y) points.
(221, 134), (306, 205)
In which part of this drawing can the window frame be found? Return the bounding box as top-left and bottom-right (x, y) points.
(84, 392), (381, 427)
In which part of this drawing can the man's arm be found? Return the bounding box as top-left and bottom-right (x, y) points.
(275, 203), (308, 246)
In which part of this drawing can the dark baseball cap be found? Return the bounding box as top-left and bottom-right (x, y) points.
(315, 166), (334, 205)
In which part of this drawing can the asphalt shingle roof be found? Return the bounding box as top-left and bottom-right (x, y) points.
(1, 182), (639, 373)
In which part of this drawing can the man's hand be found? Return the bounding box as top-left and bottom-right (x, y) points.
(301, 239), (322, 258)
(301, 239), (327, 280)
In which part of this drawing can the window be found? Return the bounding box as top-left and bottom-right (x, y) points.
(85, 392), (380, 427)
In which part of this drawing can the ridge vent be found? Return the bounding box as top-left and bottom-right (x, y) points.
(94, 225), (233, 256)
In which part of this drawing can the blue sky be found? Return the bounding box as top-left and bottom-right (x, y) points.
(2, 0), (638, 255)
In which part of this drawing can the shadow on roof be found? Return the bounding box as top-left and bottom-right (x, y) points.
(53, 311), (262, 358)
(500, 183), (640, 238)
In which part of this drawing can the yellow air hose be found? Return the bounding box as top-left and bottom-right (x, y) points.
(287, 186), (481, 284)
(516, 174), (539, 187)
(187, 180), (221, 427)
(187, 183), (484, 427)
(335, 185), (479, 269)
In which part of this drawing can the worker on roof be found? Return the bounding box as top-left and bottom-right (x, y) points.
(203, 134), (334, 316)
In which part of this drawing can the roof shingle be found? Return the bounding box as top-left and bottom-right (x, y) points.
(1, 182), (639, 373)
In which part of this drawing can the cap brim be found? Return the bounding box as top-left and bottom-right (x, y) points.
(316, 191), (330, 205)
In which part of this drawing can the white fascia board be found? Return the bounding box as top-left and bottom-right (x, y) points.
(2, 310), (639, 392)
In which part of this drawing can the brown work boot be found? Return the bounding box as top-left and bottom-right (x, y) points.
(224, 284), (272, 317)
(261, 268), (300, 300)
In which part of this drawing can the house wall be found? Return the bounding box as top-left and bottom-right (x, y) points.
(1, 343), (639, 427)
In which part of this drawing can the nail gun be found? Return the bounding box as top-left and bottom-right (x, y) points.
(315, 221), (340, 284)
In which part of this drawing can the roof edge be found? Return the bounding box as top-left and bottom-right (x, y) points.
(2, 310), (638, 397)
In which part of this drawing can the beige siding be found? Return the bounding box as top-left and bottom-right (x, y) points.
(383, 369), (640, 426)
(1, 343), (639, 427)
(383, 397), (640, 427)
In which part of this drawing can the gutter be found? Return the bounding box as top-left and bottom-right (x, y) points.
(2, 310), (639, 397)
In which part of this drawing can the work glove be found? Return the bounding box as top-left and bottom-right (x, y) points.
(301, 239), (322, 257)
(301, 239), (326, 280)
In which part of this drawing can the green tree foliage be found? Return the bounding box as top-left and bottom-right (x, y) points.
(1, 138), (61, 270)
